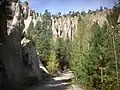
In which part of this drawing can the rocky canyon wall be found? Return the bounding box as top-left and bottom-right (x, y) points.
(51, 15), (79, 40)
(0, 0), (42, 89)
(51, 10), (109, 41)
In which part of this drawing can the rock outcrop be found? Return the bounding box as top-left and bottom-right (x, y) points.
(51, 15), (79, 40)
(51, 10), (110, 41)
(0, 0), (42, 89)
(21, 38), (42, 80)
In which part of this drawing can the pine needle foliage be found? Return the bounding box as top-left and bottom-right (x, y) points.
(47, 51), (59, 75)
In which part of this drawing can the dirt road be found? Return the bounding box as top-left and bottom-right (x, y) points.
(28, 72), (83, 90)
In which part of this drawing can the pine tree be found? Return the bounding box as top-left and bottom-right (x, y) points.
(55, 38), (66, 71)
(81, 11), (86, 16)
(100, 6), (103, 11)
(88, 9), (92, 14)
(47, 50), (59, 75)
(31, 9), (53, 66)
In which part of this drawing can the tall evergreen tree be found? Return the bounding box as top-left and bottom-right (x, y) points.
(31, 9), (53, 66)
(55, 38), (66, 71)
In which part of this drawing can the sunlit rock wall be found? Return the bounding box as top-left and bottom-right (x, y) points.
(51, 10), (109, 41)
(51, 15), (79, 40)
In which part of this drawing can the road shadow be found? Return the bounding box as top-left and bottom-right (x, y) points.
(28, 73), (72, 90)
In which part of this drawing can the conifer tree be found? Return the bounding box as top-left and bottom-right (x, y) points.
(31, 9), (53, 66)
(55, 38), (66, 71)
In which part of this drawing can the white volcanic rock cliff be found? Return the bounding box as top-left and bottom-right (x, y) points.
(51, 15), (79, 40)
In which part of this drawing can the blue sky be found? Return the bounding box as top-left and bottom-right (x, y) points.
(21, 0), (117, 14)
